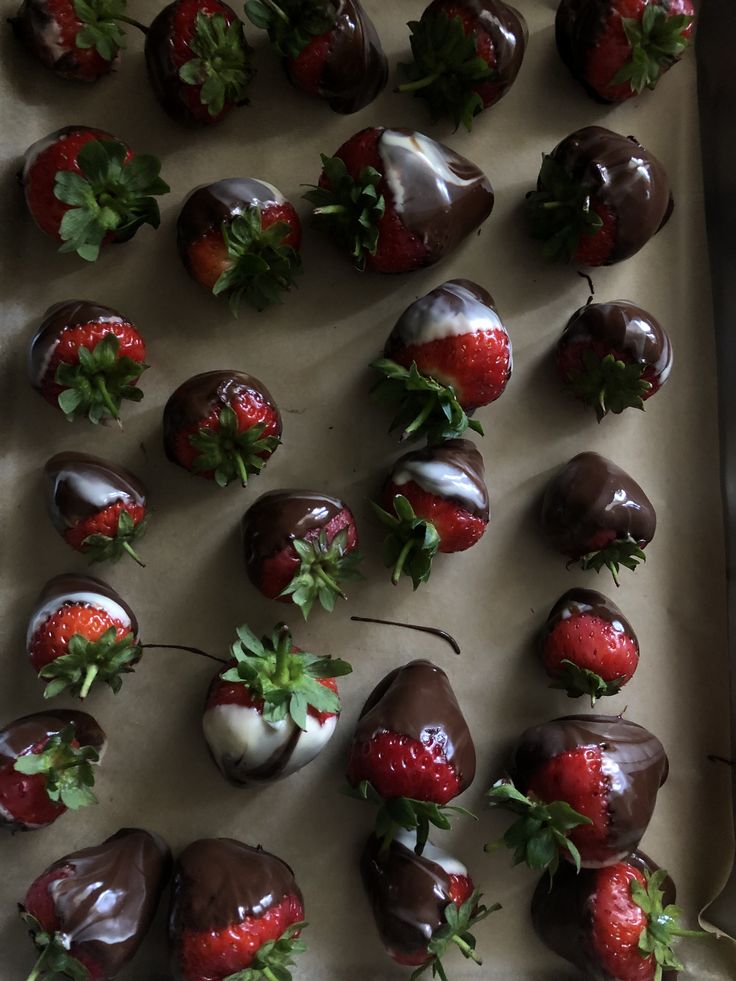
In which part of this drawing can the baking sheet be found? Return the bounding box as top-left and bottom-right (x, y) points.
(2, 0), (736, 977)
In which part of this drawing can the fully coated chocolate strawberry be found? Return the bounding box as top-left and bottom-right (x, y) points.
(163, 370), (282, 487)
(20, 828), (171, 980)
(0, 710), (105, 831)
(398, 0), (527, 130)
(305, 127), (494, 273)
(245, 0), (387, 113)
(203, 622), (352, 783)
(541, 451), (656, 584)
(21, 126), (168, 261)
(526, 126), (672, 266)
(373, 439), (490, 589)
(177, 179), (302, 313)
(372, 279), (512, 442)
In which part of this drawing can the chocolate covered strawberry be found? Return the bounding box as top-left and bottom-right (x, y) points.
(170, 838), (306, 981)
(305, 127), (494, 273)
(203, 621), (352, 783)
(398, 0), (528, 130)
(21, 126), (168, 261)
(27, 573), (141, 699)
(242, 489), (362, 618)
(163, 370), (282, 487)
(532, 851), (703, 980)
(146, 0), (254, 125)
(526, 126), (672, 266)
(346, 660), (476, 851)
(557, 299), (673, 419)
(541, 588), (639, 703)
(487, 715), (668, 874)
(44, 451), (149, 566)
(373, 439), (489, 589)
(372, 280), (512, 442)
(556, 0), (695, 104)
(177, 179), (302, 313)
(362, 830), (498, 977)
(20, 828), (170, 980)
(245, 0), (387, 113)
(541, 451), (656, 584)
(0, 710), (105, 831)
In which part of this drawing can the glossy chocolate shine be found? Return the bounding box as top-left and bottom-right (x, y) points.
(44, 452), (146, 533)
(28, 300), (127, 388)
(540, 452), (656, 558)
(465, 0), (528, 102)
(177, 178), (285, 258)
(543, 588), (638, 648)
(31, 573), (139, 637)
(388, 438), (490, 520)
(313, 0), (388, 113)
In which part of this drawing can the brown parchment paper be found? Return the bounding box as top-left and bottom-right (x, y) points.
(2, 0), (736, 977)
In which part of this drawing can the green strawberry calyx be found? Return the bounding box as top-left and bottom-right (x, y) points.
(20, 911), (91, 981)
(189, 404), (280, 488)
(281, 527), (363, 620)
(550, 658), (626, 707)
(612, 5), (694, 95)
(178, 12), (255, 117)
(72, 0), (140, 63)
(13, 724), (99, 811)
(38, 628), (141, 699)
(577, 534), (647, 587)
(223, 921), (308, 981)
(526, 153), (603, 262)
(631, 868), (705, 980)
(565, 348), (652, 420)
(244, 0), (337, 59)
(79, 508), (149, 567)
(410, 889), (501, 981)
(220, 622), (352, 730)
(54, 333), (147, 425)
(372, 494), (441, 590)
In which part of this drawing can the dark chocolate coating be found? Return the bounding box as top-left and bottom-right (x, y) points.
(540, 452), (656, 559)
(387, 438), (490, 520)
(11, 0), (112, 79)
(353, 660), (476, 792)
(531, 850), (676, 980)
(44, 451), (146, 534)
(30, 573), (139, 638)
(543, 587), (638, 650)
(464, 0), (528, 104)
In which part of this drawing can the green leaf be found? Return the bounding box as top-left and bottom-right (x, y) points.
(244, 0), (337, 59)
(525, 153), (604, 263)
(632, 867), (705, 974)
(578, 534), (647, 586)
(53, 332), (147, 424)
(38, 627), (141, 698)
(564, 348), (652, 419)
(18, 912), (91, 980)
(179, 12), (254, 116)
(279, 527), (362, 620)
(188, 401), (280, 488)
(13, 724), (100, 811)
(372, 495), (440, 590)
(549, 658), (625, 706)
(612, 7), (694, 94)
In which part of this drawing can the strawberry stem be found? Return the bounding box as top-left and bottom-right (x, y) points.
(315, 565), (346, 599)
(398, 72), (439, 93)
(233, 450), (249, 488)
(312, 204), (349, 216)
(450, 934), (482, 964)
(94, 375), (122, 427)
(273, 626), (292, 685)
(79, 664), (99, 699)
(261, 0), (288, 22)
(392, 539), (415, 585)
(262, 967), (280, 981)
(25, 947), (50, 981)
(122, 540), (145, 568)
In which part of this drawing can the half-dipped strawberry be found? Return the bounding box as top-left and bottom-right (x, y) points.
(557, 299), (673, 419)
(541, 451), (656, 584)
(0, 710), (105, 831)
(487, 715), (668, 874)
(372, 280), (512, 442)
(21, 126), (168, 261)
(170, 838), (306, 981)
(203, 622), (352, 784)
(27, 573), (141, 699)
(242, 489), (362, 618)
(20, 828), (171, 980)
(44, 451), (149, 566)
(346, 660), (476, 851)
(245, 0), (387, 113)
(532, 850), (702, 980)
(29, 299), (147, 424)
(145, 0), (254, 126)
(177, 179), (302, 313)
(556, 0), (695, 104)
(373, 439), (489, 589)
(362, 830), (498, 976)
(163, 370), (282, 487)
(526, 126), (672, 266)
(541, 588), (639, 703)
(305, 127), (494, 273)
(398, 0), (528, 130)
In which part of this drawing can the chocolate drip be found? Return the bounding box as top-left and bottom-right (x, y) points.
(543, 588), (638, 648)
(28, 300), (126, 388)
(44, 451), (146, 533)
(541, 452), (656, 558)
(30, 573), (139, 637)
(465, 0), (528, 102)
(354, 660), (476, 791)
(387, 438), (490, 520)
(12, 0), (113, 78)
(351, 617), (461, 656)
(313, 0), (388, 113)
(177, 179), (285, 257)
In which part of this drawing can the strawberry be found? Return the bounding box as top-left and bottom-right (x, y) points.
(170, 838), (306, 981)
(163, 370), (282, 487)
(372, 279), (512, 442)
(526, 126), (672, 266)
(0, 710), (105, 831)
(556, 0), (695, 103)
(541, 588), (640, 703)
(487, 715), (668, 875)
(245, 0), (388, 113)
(177, 179), (302, 313)
(398, 0), (528, 130)
(27, 573), (141, 699)
(145, 0), (254, 126)
(532, 851), (704, 980)
(346, 660), (476, 852)
(362, 830), (499, 977)
(373, 439), (489, 589)
(304, 127), (494, 273)
(29, 300), (147, 425)
(541, 451), (656, 585)
(21, 126), (169, 261)
(242, 489), (362, 618)
(203, 621), (352, 783)
(44, 451), (149, 567)
(20, 828), (171, 980)
(557, 299), (673, 419)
